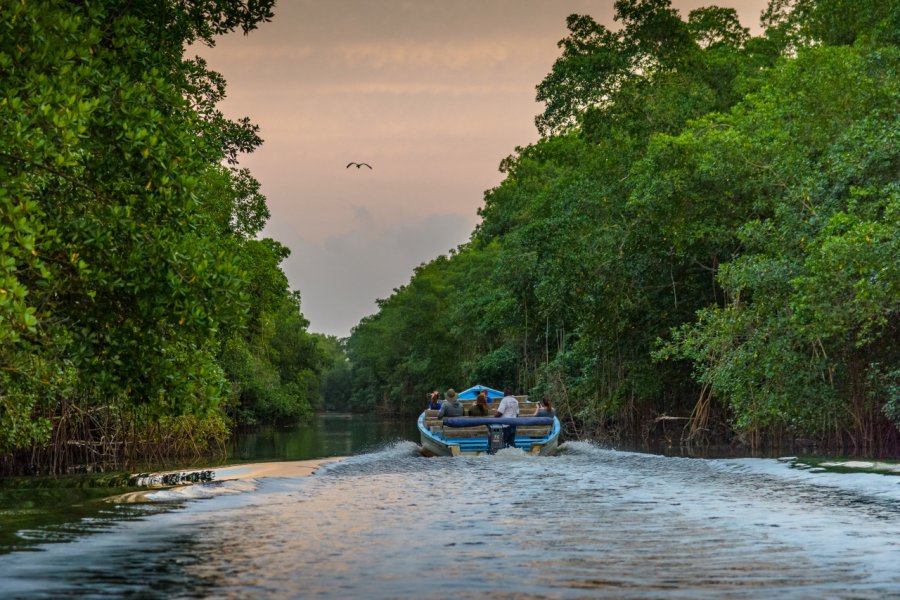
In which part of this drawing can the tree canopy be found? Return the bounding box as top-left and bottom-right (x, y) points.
(346, 0), (900, 454)
(0, 0), (330, 473)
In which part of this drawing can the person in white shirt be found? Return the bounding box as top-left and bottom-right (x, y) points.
(494, 388), (519, 448)
(495, 391), (519, 417)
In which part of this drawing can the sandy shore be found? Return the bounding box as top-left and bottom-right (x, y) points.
(111, 456), (347, 503)
(210, 456), (347, 480)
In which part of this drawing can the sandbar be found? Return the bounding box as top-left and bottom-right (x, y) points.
(212, 456), (346, 480)
(111, 456), (347, 503)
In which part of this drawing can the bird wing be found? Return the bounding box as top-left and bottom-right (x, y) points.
(360, 163), (372, 169)
(346, 162), (355, 168)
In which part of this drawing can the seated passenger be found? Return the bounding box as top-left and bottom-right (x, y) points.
(427, 390), (441, 410)
(535, 398), (554, 417)
(437, 389), (464, 418)
(468, 391), (489, 417)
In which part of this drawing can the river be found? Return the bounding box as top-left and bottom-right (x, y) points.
(1, 414), (899, 598)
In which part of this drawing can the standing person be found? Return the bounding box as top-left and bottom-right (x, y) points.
(437, 389), (464, 418)
(469, 391), (489, 417)
(427, 391), (441, 410)
(494, 388), (519, 448)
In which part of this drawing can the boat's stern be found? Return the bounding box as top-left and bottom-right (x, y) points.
(419, 412), (560, 456)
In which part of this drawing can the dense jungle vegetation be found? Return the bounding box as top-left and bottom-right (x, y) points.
(337, 0), (900, 455)
(0, 1), (339, 474)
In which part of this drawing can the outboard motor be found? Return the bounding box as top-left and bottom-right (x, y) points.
(486, 424), (507, 454)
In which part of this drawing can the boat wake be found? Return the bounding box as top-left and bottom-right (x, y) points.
(143, 478), (259, 502)
(5, 437), (900, 598)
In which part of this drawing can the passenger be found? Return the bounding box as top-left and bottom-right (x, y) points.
(468, 391), (489, 417)
(493, 388), (520, 448)
(535, 398), (554, 417)
(437, 388), (464, 418)
(427, 390), (441, 410)
(494, 389), (519, 418)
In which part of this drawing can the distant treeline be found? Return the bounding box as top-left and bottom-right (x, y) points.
(334, 0), (899, 455)
(0, 1), (342, 475)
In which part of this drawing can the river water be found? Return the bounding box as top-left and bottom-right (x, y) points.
(1, 415), (900, 598)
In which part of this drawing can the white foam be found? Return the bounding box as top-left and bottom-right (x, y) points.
(714, 457), (900, 498)
(491, 446), (532, 460)
(315, 440), (419, 475)
(145, 478), (258, 502)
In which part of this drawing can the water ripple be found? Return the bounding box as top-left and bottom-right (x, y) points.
(1, 442), (899, 598)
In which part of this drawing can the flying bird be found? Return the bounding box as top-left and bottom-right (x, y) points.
(346, 162), (372, 169)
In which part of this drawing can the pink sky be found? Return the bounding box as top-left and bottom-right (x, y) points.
(196, 0), (769, 336)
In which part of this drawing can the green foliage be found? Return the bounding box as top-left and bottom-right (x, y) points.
(317, 335), (352, 411)
(658, 42), (900, 445)
(762, 0), (900, 50)
(0, 0), (327, 472)
(535, 0), (775, 138)
(347, 255), (465, 412)
(346, 0), (900, 454)
(220, 266), (323, 425)
(687, 7), (750, 49)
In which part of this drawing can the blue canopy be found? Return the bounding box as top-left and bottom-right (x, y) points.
(457, 385), (505, 401)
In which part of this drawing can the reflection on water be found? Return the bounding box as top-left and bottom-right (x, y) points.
(0, 478), (155, 554)
(0, 413), (416, 554)
(2, 441), (900, 598)
(227, 412), (419, 463)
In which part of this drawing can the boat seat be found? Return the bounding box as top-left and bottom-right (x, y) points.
(441, 426), (551, 439)
(426, 415), (543, 428)
(427, 410), (540, 423)
(425, 418), (484, 428)
(425, 407), (479, 419)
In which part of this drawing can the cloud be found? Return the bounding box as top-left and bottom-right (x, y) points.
(279, 212), (473, 337)
(301, 82), (527, 96)
(350, 205), (374, 227)
(199, 0), (771, 337)
(335, 41), (519, 70)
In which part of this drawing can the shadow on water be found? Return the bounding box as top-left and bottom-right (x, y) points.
(2, 437), (900, 597)
(0, 412), (418, 555)
(226, 412), (419, 463)
(0, 476), (152, 554)
(614, 439), (801, 459)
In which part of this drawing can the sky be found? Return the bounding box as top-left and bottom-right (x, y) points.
(196, 0), (770, 337)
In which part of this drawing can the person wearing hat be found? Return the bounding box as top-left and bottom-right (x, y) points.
(437, 388), (464, 418)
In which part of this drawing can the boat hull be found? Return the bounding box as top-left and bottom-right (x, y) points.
(417, 412), (561, 457)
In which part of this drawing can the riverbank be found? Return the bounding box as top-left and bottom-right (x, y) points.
(786, 456), (900, 476)
(112, 457), (347, 503)
(116, 453), (900, 506)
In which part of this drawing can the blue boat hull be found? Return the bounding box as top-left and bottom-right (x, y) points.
(417, 412), (561, 457)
